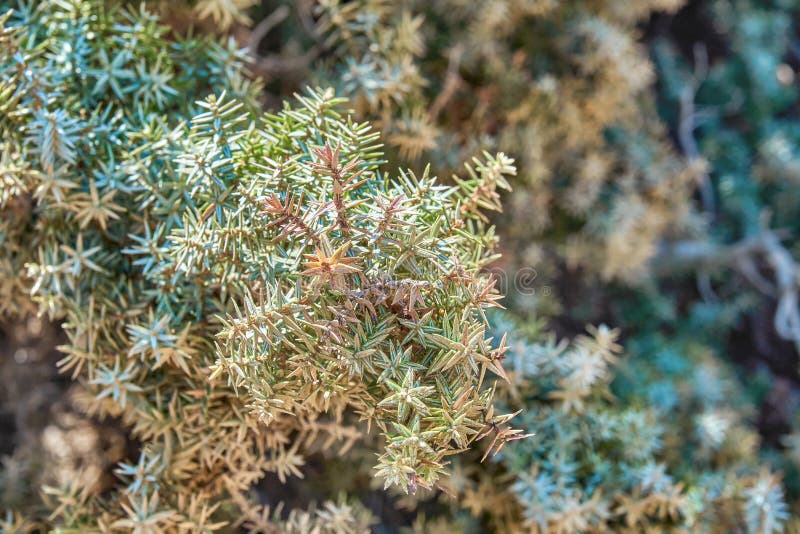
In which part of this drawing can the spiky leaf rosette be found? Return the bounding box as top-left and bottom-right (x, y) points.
(194, 88), (520, 494)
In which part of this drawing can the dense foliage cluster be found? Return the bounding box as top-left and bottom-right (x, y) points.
(0, 1), (519, 530)
(483, 318), (788, 533)
(4, 0), (800, 532)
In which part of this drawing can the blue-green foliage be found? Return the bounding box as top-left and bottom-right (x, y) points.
(472, 313), (789, 533)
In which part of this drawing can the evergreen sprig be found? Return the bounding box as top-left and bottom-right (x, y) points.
(0, 1), (518, 527)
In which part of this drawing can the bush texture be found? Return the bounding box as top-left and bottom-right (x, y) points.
(0, 1), (525, 529)
(3, 0), (800, 532)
